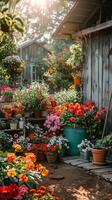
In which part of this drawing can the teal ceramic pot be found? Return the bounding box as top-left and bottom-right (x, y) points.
(64, 126), (87, 156)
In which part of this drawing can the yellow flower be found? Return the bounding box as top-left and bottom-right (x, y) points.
(7, 168), (17, 177)
(41, 168), (49, 177)
(69, 84), (75, 90)
(13, 144), (22, 152)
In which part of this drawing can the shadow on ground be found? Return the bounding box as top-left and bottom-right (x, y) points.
(43, 163), (112, 200)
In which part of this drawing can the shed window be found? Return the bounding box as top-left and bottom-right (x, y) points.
(31, 65), (37, 82)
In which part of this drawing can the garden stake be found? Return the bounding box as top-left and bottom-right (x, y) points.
(101, 91), (112, 141)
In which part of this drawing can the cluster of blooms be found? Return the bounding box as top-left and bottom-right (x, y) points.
(51, 102), (107, 137)
(13, 82), (49, 113)
(29, 185), (61, 200)
(48, 136), (69, 151)
(0, 145), (49, 196)
(13, 134), (32, 152)
(1, 101), (24, 118)
(53, 90), (79, 105)
(77, 139), (94, 152)
(44, 114), (62, 133)
(0, 184), (28, 200)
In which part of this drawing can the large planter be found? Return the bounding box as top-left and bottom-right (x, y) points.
(92, 148), (107, 165)
(64, 126), (87, 156)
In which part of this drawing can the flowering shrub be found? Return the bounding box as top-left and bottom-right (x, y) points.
(44, 114), (62, 134)
(45, 144), (60, 155)
(44, 48), (75, 91)
(53, 90), (80, 105)
(1, 101), (24, 117)
(77, 139), (94, 152)
(29, 186), (61, 200)
(48, 136), (69, 151)
(52, 102), (106, 138)
(13, 82), (49, 113)
(2, 55), (25, 82)
(0, 149), (48, 188)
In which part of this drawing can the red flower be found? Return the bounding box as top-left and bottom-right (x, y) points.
(70, 117), (76, 122)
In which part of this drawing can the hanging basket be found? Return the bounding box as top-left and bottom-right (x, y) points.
(45, 152), (57, 163)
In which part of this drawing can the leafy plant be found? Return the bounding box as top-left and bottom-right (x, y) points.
(0, 131), (13, 150)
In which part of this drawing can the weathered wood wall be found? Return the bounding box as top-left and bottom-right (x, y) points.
(83, 29), (112, 107)
(19, 42), (49, 83)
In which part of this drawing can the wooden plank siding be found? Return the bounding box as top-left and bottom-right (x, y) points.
(83, 29), (112, 107)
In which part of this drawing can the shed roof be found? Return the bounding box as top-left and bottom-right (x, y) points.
(18, 40), (50, 52)
(53, 0), (112, 39)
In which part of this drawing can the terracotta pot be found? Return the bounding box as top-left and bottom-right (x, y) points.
(46, 152), (57, 163)
(74, 77), (81, 86)
(28, 132), (35, 140)
(92, 148), (107, 165)
(34, 111), (42, 118)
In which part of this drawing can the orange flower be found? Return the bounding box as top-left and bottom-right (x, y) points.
(19, 173), (28, 182)
(13, 144), (22, 152)
(41, 168), (49, 177)
(40, 186), (46, 191)
(24, 153), (36, 162)
(29, 189), (37, 193)
(6, 153), (16, 162)
(36, 164), (44, 170)
(24, 162), (35, 171)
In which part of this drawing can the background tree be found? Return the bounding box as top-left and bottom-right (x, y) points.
(17, 0), (73, 43)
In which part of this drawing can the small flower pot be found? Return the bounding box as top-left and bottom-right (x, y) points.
(34, 111), (42, 118)
(80, 150), (91, 161)
(10, 122), (18, 129)
(74, 77), (81, 86)
(46, 152), (57, 163)
(92, 148), (107, 165)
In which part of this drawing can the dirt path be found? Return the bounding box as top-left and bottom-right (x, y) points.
(43, 163), (112, 200)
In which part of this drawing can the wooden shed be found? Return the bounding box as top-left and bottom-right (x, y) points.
(18, 40), (50, 83)
(54, 0), (112, 107)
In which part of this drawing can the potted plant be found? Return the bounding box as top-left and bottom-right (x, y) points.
(0, 131), (13, 151)
(78, 139), (94, 161)
(57, 102), (107, 156)
(13, 82), (49, 117)
(1, 104), (14, 118)
(73, 72), (82, 86)
(10, 119), (18, 129)
(92, 136), (109, 165)
(48, 135), (69, 157)
(45, 144), (60, 163)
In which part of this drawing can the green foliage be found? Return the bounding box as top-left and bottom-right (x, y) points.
(68, 42), (83, 67)
(0, 35), (16, 62)
(0, 131), (13, 150)
(44, 48), (75, 92)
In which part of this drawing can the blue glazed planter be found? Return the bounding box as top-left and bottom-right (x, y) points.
(64, 126), (87, 156)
